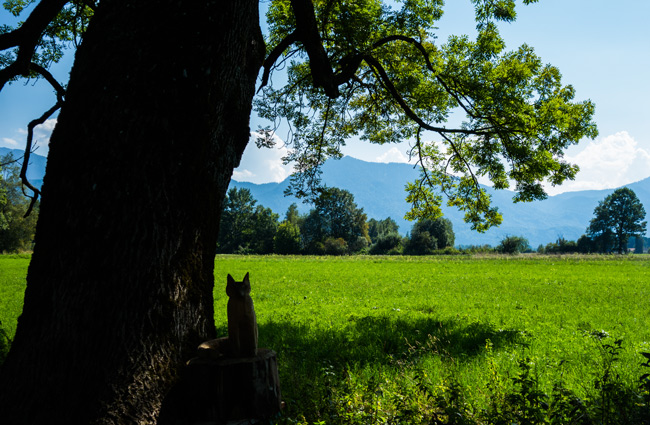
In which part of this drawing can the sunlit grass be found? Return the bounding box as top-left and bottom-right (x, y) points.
(2, 254), (649, 422)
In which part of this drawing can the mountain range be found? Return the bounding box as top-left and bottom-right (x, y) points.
(3, 147), (649, 247)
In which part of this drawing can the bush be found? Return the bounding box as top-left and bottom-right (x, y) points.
(496, 235), (529, 254)
(273, 221), (302, 254)
(370, 232), (403, 255)
(323, 237), (348, 256)
(405, 230), (437, 255)
(544, 237), (579, 254)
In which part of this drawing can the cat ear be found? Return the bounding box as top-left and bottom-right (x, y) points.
(227, 274), (235, 285)
(243, 272), (250, 283)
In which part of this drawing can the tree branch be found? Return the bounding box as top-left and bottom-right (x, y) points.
(0, 0), (69, 90)
(362, 53), (491, 136)
(290, 0), (339, 98)
(21, 102), (61, 217)
(29, 62), (66, 101)
(258, 31), (299, 92)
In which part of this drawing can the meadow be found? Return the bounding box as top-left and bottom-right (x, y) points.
(1, 254), (649, 423)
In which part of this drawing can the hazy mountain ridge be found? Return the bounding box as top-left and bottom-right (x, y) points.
(231, 156), (650, 247)
(3, 148), (648, 247)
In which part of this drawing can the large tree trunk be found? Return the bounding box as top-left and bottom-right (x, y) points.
(0, 0), (264, 423)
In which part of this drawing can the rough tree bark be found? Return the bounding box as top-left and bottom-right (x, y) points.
(0, 0), (264, 423)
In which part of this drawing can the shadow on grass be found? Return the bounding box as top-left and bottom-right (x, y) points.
(256, 314), (526, 372)
(247, 314), (527, 421)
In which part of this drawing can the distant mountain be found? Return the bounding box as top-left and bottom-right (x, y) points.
(3, 148), (648, 247)
(230, 156), (650, 247)
(0, 147), (46, 189)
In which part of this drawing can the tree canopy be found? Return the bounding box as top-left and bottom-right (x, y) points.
(1, 0), (597, 231)
(586, 187), (647, 254)
(257, 0), (597, 231)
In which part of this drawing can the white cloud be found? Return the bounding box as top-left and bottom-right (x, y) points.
(232, 169), (255, 181)
(1, 137), (19, 147)
(546, 131), (650, 195)
(233, 132), (293, 183)
(16, 118), (57, 151)
(375, 146), (409, 163)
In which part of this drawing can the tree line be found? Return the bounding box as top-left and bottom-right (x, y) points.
(2, 169), (646, 257)
(493, 187), (648, 254)
(217, 187), (455, 256)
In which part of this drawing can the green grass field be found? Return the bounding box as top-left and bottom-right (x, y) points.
(2, 254), (649, 423)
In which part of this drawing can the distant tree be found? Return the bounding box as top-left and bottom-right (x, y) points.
(577, 234), (595, 253)
(218, 188), (257, 253)
(370, 232), (404, 255)
(218, 188), (278, 254)
(496, 235), (530, 254)
(285, 203), (304, 227)
(586, 188), (647, 254)
(544, 237), (578, 254)
(0, 154), (39, 253)
(634, 236), (644, 254)
(273, 221), (302, 254)
(405, 230), (437, 255)
(302, 188), (369, 252)
(323, 237), (348, 256)
(368, 217), (399, 243)
(407, 217), (455, 253)
(249, 205), (279, 254)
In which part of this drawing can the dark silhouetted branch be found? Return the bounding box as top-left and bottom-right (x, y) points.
(0, 0), (69, 90)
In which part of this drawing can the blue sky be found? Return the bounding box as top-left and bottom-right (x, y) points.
(2, 0), (649, 195)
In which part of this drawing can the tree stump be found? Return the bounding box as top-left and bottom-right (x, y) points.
(159, 348), (282, 424)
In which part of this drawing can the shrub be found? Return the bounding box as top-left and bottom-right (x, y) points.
(496, 235), (529, 254)
(323, 237), (348, 256)
(369, 232), (403, 255)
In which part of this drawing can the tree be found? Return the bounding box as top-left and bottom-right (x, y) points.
(259, 0), (597, 232)
(218, 188), (279, 254)
(368, 217), (400, 244)
(496, 235), (530, 254)
(405, 217), (455, 254)
(0, 0), (265, 422)
(274, 220), (302, 254)
(250, 205), (280, 254)
(302, 187), (369, 252)
(586, 188), (647, 254)
(634, 236), (644, 254)
(218, 188), (258, 253)
(370, 232), (404, 255)
(0, 0), (597, 422)
(0, 154), (40, 252)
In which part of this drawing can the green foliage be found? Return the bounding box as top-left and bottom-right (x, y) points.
(260, 0), (597, 231)
(301, 187), (369, 252)
(274, 221), (303, 254)
(0, 154), (39, 253)
(587, 188), (647, 254)
(634, 236), (645, 254)
(369, 231), (403, 255)
(542, 237), (579, 255)
(1, 0), (94, 83)
(367, 217), (399, 244)
(496, 235), (529, 254)
(217, 188), (279, 254)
